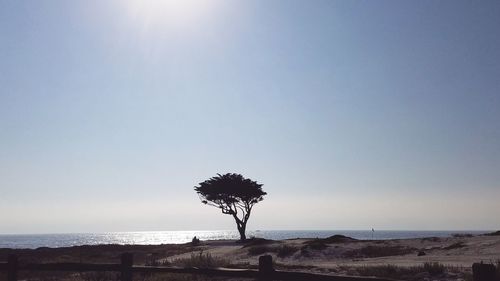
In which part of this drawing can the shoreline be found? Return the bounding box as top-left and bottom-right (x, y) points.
(1, 233), (499, 273)
(1, 232), (499, 280)
(0, 230), (491, 250)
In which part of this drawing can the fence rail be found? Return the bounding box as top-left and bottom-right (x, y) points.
(0, 253), (395, 281)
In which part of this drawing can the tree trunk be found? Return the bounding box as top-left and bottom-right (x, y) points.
(237, 223), (247, 240)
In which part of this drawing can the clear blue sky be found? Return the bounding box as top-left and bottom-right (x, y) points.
(1, 0), (499, 234)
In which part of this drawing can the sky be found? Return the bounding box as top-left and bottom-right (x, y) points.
(1, 0), (499, 234)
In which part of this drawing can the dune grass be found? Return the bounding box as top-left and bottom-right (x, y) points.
(340, 262), (460, 281)
(444, 241), (466, 250)
(169, 252), (230, 268)
(247, 244), (298, 258)
(342, 245), (416, 258)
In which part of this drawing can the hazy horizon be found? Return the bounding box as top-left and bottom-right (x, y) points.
(0, 229), (493, 236)
(1, 0), (500, 234)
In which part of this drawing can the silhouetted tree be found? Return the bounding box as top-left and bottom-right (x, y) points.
(194, 173), (266, 240)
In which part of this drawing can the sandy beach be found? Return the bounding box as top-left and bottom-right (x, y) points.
(2, 232), (499, 280)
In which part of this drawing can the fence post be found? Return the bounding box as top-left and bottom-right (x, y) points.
(472, 262), (496, 281)
(259, 255), (274, 280)
(120, 253), (133, 281)
(7, 254), (18, 281)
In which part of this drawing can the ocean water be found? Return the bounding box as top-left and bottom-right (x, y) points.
(0, 230), (488, 249)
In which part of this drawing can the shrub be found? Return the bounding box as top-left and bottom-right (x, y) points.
(247, 244), (298, 258)
(247, 245), (273, 256)
(302, 239), (328, 250)
(348, 262), (447, 280)
(241, 237), (273, 247)
(484, 230), (500, 236)
(322, 235), (358, 243)
(452, 233), (474, 238)
(301, 235), (356, 252)
(355, 264), (402, 278)
(496, 260), (500, 280)
(342, 245), (415, 258)
(420, 237), (441, 242)
(444, 242), (466, 250)
(423, 262), (445, 275)
(170, 252), (229, 268)
(80, 272), (119, 281)
(276, 245), (298, 258)
(191, 236), (200, 246)
(299, 247), (311, 257)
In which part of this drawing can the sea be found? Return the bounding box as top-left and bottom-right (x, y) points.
(0, 230), (489, 249)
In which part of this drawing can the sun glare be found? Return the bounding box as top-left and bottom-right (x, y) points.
(125, 0), (217, 31)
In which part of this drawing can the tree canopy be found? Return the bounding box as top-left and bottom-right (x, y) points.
(194, 173), (266, 240)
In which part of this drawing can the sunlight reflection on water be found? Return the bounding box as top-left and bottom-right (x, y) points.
(0, 230), (488, 249)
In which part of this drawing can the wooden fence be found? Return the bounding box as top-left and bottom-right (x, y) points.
(0, 253), (396, 281)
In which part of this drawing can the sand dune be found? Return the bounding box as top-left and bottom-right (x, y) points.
(2, 233), (499, 280)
